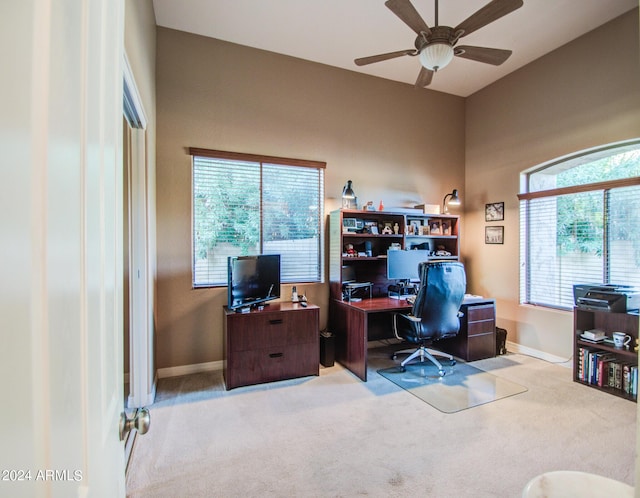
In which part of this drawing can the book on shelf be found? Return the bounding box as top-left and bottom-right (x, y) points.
(623, 363), (632, 394)
(615, 362), (623, 390)
(609, 361), (618, 389)
(597, 354), (615, 387)
(581, 329), (606, 341)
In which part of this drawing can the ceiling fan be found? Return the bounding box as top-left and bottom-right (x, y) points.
(355, 0), (524, 88)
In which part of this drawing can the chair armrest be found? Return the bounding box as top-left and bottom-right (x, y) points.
(392, 312), (422, 341)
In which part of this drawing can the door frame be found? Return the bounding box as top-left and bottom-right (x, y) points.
(123, 53), (155, 408)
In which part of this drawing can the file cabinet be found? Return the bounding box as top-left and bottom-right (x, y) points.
(223, 302), (319, 389)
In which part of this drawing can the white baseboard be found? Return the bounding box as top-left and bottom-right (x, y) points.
(506, 340), (572, 367)
(153, 343), (570, 380)
(157, 360), (224, 379)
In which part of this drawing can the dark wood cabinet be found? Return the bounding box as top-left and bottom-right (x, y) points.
(223, 302), (319, 390)
(438, 300), (496, 361)
(573, 307), (638, 401)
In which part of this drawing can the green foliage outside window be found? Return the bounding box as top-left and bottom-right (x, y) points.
(193, 168), (260, 259)
(555, 150), (640, 262)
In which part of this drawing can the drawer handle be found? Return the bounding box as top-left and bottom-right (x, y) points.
(269, 319), (284, 325)
(269, 352), (284, 358)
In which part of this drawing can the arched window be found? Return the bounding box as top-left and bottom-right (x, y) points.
(518, 140), (640, 309)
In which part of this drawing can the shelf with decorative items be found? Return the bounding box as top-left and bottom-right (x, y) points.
(405, 214), (460, 259)
(329, 209), (460, 301)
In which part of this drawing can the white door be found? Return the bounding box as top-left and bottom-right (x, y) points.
(0, 2), (126, 496)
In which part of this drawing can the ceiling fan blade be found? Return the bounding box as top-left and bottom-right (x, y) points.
(414, 67), (434, 88)
(385, 0), (431, 36)
(455, 46), (512, 65)
(454, 0), (523, 38)
(354, 49), (415, 66)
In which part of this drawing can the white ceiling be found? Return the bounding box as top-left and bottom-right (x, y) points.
(152, 0), (638, 97)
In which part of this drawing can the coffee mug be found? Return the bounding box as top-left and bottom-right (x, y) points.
(612, 331), (631, 348)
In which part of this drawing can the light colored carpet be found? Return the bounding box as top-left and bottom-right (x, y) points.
(126, 351), (636, 497)
(377, 360), (527, 413)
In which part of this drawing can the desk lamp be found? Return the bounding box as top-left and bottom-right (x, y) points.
(442, 189), (460, 214)
(342, 180), (357, 209)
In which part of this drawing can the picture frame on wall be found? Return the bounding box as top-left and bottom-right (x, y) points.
(485, 202), (504, 222)
(485, 226), (504, 244)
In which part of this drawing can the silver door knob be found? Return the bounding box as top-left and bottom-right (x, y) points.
(119, 407), (150, 441)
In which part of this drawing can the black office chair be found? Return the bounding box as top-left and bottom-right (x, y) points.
(392, 261), (466, 376)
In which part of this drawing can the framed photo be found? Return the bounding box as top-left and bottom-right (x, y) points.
(485, 226), (504, 244)
(420, 225), (430, 236)
(485, 202), (504, 222)
(409, 220), (421, 235)
(441, 221), (450, 236)
(429, 220), (441, 235)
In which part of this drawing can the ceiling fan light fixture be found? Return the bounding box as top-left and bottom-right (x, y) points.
(419, 42), (454, 72)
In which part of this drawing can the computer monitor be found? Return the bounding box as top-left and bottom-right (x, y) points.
(386, 250), (431, 282)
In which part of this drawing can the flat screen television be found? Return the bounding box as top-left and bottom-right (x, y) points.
(227, 254), (281, 310)
(387, 249), (431, 282)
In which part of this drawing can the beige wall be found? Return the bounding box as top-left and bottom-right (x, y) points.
(464, 9), (640, 359)
(155, 28), (465, 369)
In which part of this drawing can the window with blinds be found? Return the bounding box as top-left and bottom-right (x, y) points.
(190, 148), (325, 287)
(519, 141), (640, 310)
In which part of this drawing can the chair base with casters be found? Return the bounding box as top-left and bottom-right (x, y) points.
(392, 314), (457, 377)
(392, 344), (456, 377)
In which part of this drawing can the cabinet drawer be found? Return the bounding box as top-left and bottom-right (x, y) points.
(226, 342), (318, 388)
(467, 305), (495, 322)
(228, 309), (318, 352)
(468, 320), (495, 337)
(466, 333), (496, 361)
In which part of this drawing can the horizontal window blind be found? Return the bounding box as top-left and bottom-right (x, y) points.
(519, 141), (640, 309)
(192, 151), (324, 287)
(608, 186), (640, 287)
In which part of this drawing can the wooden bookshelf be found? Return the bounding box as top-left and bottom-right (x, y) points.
(573, 307), (639, 401)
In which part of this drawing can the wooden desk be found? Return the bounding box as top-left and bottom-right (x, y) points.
(329, 296), (496, 381)
(330, 297), (412, 381)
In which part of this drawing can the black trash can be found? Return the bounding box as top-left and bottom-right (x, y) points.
(320, 331), (335, 367)
(496, 327), (507, 355)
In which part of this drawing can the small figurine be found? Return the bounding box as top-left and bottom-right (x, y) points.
(393, 222), (400, 234)
(344, 243), (357, 257)
(378, 200), (384, 211)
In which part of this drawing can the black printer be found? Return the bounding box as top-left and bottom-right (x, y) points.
(573, 283), (640, 313)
